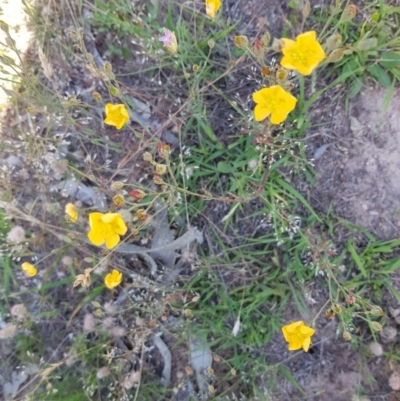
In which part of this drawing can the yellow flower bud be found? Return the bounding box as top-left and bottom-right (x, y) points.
(135, 209), (148, 220)
(261, 31), (270, 47)
(21, 262), (37, 277)
(339, 4), (357, 23)
(92, 91), (103, 103)
(370, 306), (384, 316)
(343, 331), (352, 341)
(111, 181), (124, 190)
(153, 175), (164, 185)
(112, 194), (125, 207)
(370, 322), (383, 332)
(143, 152), (153, 162)
(234, 35), (249, 50)
(129, 189), (146, 201)
(155, 164), (167, 175)
(104, 62), (112, 74)
(110, 86), (120, 97)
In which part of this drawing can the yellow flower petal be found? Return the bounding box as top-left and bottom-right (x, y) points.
(280, 31), (325, 76)
(288, 340), (302, 351)
(270, 110), (289, 125)
(105, 103), (114, 114)
(104, 269), (122, 289)
(112, 215), (128, 236)
(302, 337), (312, 352)
(98, 213), (127, 235)
(65, 203), (78, 222)
(88, 230), (105, 246)
(101, 212), (120, 224)
(300, 325), (315, 336)
(282, 321), (302, 338)
(105, 233), (120, 249)
(205, 0), (221, 18)
(254, 104), (271, 122)
(89, 212), (103, 228)
(253, 85), (297, 124)
(21, 262), (37, 277)
(281, 38), (295, 49)
(252, 90), (269, 104)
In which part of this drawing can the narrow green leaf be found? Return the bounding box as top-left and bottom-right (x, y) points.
(347, 240), (367, 278)
(347, 77), (363, 99)
(274, 177), (321, 221)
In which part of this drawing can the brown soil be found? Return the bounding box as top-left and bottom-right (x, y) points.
(307, 87), (400, 239)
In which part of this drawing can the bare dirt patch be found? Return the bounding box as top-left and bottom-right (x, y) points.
(308, 87), (400, 239)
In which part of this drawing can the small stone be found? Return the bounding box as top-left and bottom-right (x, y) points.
(389, 307), (400, 317)
(10, 304), (27, 320)
(83, 313), (96, 332)
(123, 371), (140, 389)
(97, 367), (110, 379)
(380, 326), (397, 343)
(0, 324), (17, 339)
(102, 317), (114, 329)
(368, 341), (383, 356)
(389, 371), (400, 391)
(109, 326), (126, 338)
(61, 256), (73, 266)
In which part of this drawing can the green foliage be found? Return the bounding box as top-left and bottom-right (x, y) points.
(2, 0), (400, 400)
(322, 2), (400, 98)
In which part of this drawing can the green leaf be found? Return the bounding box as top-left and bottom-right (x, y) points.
(347, 240), (367, 278)
(274, 177), (321, 221)
(217, 161), (235, 173)
(347, 77), (363, 99)
(367, 64), (391, 87)
(198, 118), (221, 146)
(379, 52), (400, 68)
(357, 37), (378, 51)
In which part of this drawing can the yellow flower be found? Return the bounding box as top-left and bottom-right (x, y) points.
(21, 262), (37, 277)
(87, 212), (127, 249)
(205, 0), (221, 18)
(280, 31), (326, 75)
(104, 269), (122, 289)
(253, 85), (297, 124)
(65, 203), (78, 222)
(281, 321), (315, 352)
(104, 104), (129, 130)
